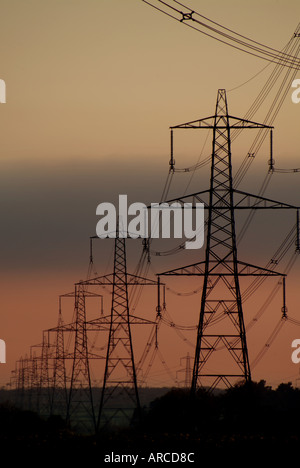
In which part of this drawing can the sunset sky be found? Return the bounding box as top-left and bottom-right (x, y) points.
(1, 0), (300, 388)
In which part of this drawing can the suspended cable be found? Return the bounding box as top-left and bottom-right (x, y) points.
(228, 62), (272, 93)
(142, 1), (300, 69)
(232, 34), (300, 187)
(251, 317), (286, 368)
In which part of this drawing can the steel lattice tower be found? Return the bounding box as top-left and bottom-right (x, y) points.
(37, 333), (52, 416)
(67, 283), (96, 431)
(159, 89), (298, 392)
(97, 234), (141, 430)
(74, 234), (159, 431)
(50, 303), (68, 417)
(193, 89), (250, 389)
(184, 352), (192, 388)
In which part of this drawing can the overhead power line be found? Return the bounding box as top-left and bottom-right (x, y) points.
(142, 0), (300, 69)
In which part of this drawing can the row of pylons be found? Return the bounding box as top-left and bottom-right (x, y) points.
(10, 89), (299, 433)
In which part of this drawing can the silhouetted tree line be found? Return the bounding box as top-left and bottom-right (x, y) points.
(143, 380), (300, 436)
(0, 381), (300, 459)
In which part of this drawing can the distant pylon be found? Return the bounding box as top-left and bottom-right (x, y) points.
(37, 332), (52, 416)
(97, 233), (141, 430)
(184, 352), (192, 388)
(77, 234), (159, 431)
(176, 352), (192, 388)
(67, 283), (96, 432)
(16, 356), (26, 409)
(28, 346), (42, 412)
(50, 300), (68, 418)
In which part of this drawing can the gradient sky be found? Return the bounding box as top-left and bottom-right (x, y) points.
(1, 0), (300, 388)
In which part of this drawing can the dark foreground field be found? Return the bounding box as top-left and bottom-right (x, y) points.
(0, 380), (299, 462)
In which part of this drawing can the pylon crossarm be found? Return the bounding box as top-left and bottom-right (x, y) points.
(47, 310), (156, 370)
(56, 352), (76, 360)
(236, 260), (286, 276)
(87, 352), (106, 359)
(171, 116), (215, 128)
(47, 323), (76, 333)
(227, 115), (272, 128)
(78, 273), (159, 286)
(59, 292), (75, 298)
(158, 260), (285, 277)
(158, 261), (206, 276)
(163, 189), (298, 210)
(85, 315), (155, 330)
(171, 115), (273, 129)
(162, 189), (210, 206)
(127, 315), (156, 325)
(232, 189), (298, 210)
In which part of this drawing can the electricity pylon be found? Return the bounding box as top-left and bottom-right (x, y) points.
(184, 352), (192, 388)
(98, 234), (141, 428)
(66, 283), (96, 432)
(46, 289), (102, 430)
(176, 352), (192, 388)
(37, 332), (52, 416)
(159, 89), (299, 392)
(79, 233), (160, 431)
(50, 299), (68, 418)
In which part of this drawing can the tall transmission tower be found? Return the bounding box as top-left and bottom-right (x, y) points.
(79, 233), (160, 431)
(159, 89), (299, 392)
(98, 234), (141, 429)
